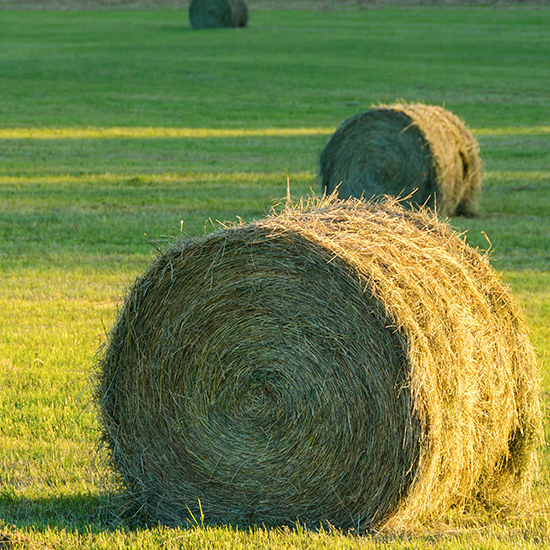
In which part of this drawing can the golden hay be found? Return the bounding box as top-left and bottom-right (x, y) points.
(320, 103), (482, 217)
(189, 0), (248, 29)
(95, 197), (541, 531)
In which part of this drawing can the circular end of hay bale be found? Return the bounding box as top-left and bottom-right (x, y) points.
(320, 104), (482, 217)
(320, 108), (437, 209)
(96, 198), (541, 530)
(189, 0), (248, 29)
(96, 213), (419, 528)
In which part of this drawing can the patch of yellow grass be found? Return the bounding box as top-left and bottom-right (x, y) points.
(475, 126), (550, 137)
(0, 171), (316, 186)
(0, 126), (548, 140)
(0, 127), (334, 139)
(484, 171), (550, 181)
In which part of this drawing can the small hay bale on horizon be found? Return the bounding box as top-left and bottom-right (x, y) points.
(320, 103), (482, 217)
(94, 196), (542, 531)
(189, 0), (248, 29)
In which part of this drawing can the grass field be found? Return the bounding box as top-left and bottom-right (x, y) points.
(0, 6), (549, 549)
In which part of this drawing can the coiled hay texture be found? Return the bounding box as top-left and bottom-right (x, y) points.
(189, 0), (248, 29)
(95, 197), (541, 531)
(320, 103), (482, 217)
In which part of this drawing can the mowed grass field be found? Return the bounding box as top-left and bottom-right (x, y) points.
(0, 6), (549, 548)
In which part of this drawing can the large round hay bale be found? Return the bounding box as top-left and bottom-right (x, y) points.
(320, 103), (482, 217)
(95, 197), (541, 531)
(189, 0), (248, 29)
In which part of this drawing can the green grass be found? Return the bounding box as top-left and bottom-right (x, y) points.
(0, 7), (549, 548)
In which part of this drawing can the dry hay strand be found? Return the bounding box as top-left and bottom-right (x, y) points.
(189, 0), (248, 28)
(320, 103), (482, 217)
(94, 196), (542, 531)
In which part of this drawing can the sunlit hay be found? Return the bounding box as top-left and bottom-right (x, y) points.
(95, 196), (541, 531)
(320, 103), (482, 217)
(189, 0), (248, 29)
(392, 103), (482, 218)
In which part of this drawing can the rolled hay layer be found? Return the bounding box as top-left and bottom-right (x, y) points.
(320, 103), (482, 217)
(95, 197), (541, 531)
(189, 0), (248, 29)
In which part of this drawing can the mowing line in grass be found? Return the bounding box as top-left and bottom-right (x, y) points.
(1, 171), (549, 186)
(0, 126), (549, 139)
(0, 127), (335, 139)
(484, 171), (550, 181)
(0, 172), (316, 185)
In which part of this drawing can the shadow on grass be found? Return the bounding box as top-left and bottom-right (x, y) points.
(1, 491), (550, 546)
(0, 491), (113, 531)
(0, 489), (335, 536)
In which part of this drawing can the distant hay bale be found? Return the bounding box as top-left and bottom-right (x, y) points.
(189, 0), (248, 29)
(95, 197), (541, 531)
(320, 103), (482, 217)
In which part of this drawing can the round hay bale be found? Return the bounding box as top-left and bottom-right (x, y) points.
(320, 103), (482, 217)
(189, 0), (248, 29)
(95, 197), (541, 531)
